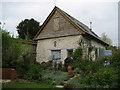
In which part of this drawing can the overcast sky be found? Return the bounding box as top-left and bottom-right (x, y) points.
(0, 0), (119, 46)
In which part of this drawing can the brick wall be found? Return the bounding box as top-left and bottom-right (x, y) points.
(0, 68), (17, 80)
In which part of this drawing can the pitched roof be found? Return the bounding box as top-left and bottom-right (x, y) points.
(61, 9), (99, 37)
(34, 6), (109, 46)
(59, 8), (109, 45)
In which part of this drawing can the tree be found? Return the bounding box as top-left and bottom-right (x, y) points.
(2, 30), (32, 68)
(17, 18), (40, 39)
(101, 33), (112, 45)
(2, 30), (21, 68)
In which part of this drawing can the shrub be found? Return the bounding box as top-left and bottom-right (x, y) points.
(2, 30), (21, 68)
(71, 47), (97, 74)
(67, 77), (81, 88)
(67, 67), (118, 88)
(41, 69), (70, 85)
(110, 50), (120, 68)
(71, 47), (83, 69)
(40, 62), (47, 70)
(72, 47), (82, 60)
(67, 47), (120, 88)
(91, 67), (118, 88)
(23, 63), (43, 82)
(97, 49), (120, 88)
(2, 30), (38, 80)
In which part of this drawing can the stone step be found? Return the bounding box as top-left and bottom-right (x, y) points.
(55, 85), (64, 88)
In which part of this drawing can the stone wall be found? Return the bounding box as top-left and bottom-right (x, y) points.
(36, 34), (107, 64)
(91, 40), (105, 48)
(36, 10), (81, 40)
(36, 35), (81, 64)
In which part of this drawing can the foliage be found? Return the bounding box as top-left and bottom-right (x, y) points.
(71, 47), (82, 69)
(2, 30), (32, 68)
(91, 67), (118, 88)
(41, 69), (70, 85)
(2, 30), (37, 79)
(40, 60), (53, 70)
(101, 32), (112, 45)
(68, 46), (119, 88)
(96, 56), (111, 68)
(71, 47), (97, 74)
(97, 49), (120, 87)
(67, 77), (81, 88)
(23, 63), (43, 82)
(109, 49), (120, 68)
(67, 67), (118, 88)
(72, 47), (82, 60)
(17, 18), (40, 39)
(97, 49), (120, 71)
(41, 60), (64, 71)
(106, 46), (118, 54)
(2, 30), (22, 68)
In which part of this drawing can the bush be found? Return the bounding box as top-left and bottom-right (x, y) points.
(40, 62), (47, 70)
(110, 50), (120, 68)
(72, 47), (82, 60)
(2, 30), (38, 80)
(66, 77), (81, 88)
(96, 50), (120, 88)
(41, 69), (70, 85)
(67, 67), (118, 88)
(67, 47), (120, 88)
(2, 30), (21, 68)
(71, 47), (97, 74)
(67, 74), (96, 88)
(71, 47), (83, 69)
(23, 63), (43, 82)
(91, 67), (118, 88)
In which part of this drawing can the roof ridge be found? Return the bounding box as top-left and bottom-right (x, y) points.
(33, 6), (109, 46)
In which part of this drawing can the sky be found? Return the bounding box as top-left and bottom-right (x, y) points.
(0, 0), (119, 46)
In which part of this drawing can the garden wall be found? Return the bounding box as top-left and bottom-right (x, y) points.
(0, 68), (17, 80)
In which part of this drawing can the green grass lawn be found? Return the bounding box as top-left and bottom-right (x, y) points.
(2, 82), (57, 88)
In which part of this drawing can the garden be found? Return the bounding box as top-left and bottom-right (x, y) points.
(2, 30), (120, 88)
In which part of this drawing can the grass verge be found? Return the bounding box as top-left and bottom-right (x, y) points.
(2, 82), (57, 88)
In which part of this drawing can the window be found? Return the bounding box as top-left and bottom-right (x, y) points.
(67, 49), (73, 59)
(51, 50), (61, 70)
(87, 39), (91, 48)
(51, 50), (61, 60)
(54, 17), (59, 31)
